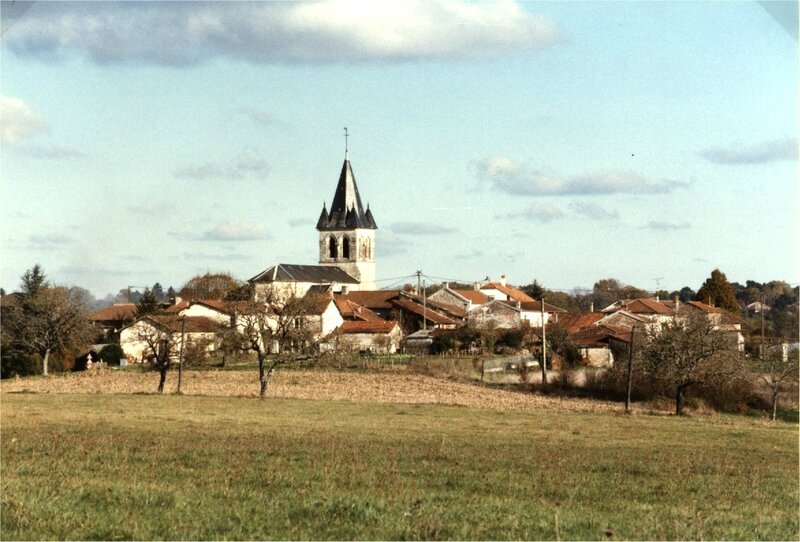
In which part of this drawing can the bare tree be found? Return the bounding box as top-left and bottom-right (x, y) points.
(754, 347), (799, 421)
(230, 292), (319, 398)
(639, 311), (742, 415)
(136, 318), (180, 393)
(3, 266), (94, 375)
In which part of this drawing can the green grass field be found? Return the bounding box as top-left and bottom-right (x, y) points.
(2, 393), (797, 540)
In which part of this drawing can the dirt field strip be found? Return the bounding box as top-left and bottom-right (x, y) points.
(0, 369), (619, 413)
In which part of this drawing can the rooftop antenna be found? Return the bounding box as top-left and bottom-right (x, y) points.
(344, 127), (349, 159)
(653, 277), (664, 301)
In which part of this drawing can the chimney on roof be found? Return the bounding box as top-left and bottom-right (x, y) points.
(473, 282), (480, 291)
(515, 300), (521, 309)
(500, 274), (507, 287)
(590, 301), (594, 312)
(673, 295), (680, 313)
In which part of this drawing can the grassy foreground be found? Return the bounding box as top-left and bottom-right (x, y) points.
(1, 393), (797, 540)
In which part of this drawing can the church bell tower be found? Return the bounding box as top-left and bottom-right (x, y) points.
(316, 129), (377, 290)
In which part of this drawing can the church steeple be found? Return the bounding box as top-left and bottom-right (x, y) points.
(316, 131), (377, 290)
(316, 132), (376, 232)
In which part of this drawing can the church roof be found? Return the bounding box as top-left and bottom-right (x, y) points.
(248, 264), (359, 284)
(317, 159), (376, 231)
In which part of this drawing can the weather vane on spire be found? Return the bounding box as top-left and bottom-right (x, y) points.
(344, 127), (349, 158)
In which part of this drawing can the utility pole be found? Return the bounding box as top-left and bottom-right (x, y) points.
(422, 279), (428, 331)
(625, 327), (635, 413)
(177, 316), (186, 394)
(540, 297), (548, 385)
(760, 294), (766, 360)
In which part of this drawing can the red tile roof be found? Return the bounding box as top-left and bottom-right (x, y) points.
(480, 282), (535, 302)
(339, 290), (401, 310)
(301, 294), (336, 316)
(164, 300), (191, 313)
(144, 315), (222, 333)
(391, 297), (458, 325)
(190, 299), (233, 314)
(555, 312), (605, 334)
(616, 298), (672, 315)
(571, 324), (632, 346)
(685, 300), (723, 314)
(89, 304), (138, 322)
(401, 292), (467, 318)
(339, 320), (399, 334)
(333, 296), (384, 321)
(452, 289), (490, 305)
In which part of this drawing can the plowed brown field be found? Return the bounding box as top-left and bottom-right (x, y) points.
(1, 368), (618, 413)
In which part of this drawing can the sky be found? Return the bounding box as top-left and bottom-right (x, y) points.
(1, 0), (797, 299)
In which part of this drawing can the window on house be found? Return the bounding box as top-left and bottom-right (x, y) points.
(329, 236), (338, 259)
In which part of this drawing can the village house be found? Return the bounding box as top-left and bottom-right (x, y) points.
(88, 303), (137, 339)
(479, 276), (536, 303)
(428, 285), (490, 313)
(176, 299), (234, 325)
(467, 297), (566, 330)
(119, 315), (222, 363)
(332, 320), (402, 354)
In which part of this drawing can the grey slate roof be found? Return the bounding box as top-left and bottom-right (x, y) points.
(248, 263), (359, 284)
(317, 159), (377, 231)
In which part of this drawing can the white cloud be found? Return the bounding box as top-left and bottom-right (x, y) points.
(501, 203), (564, 223)
(127, 202), (177, 216)
(175, 153), (269, 180)
(199, 222), (270, 242)
(570, 202), (619, 220)
(455, 249), (484, 261)
(391, 222), (456, 235)
(4, 1), (558, 65)
(240, 107), (278, 126)
(0, 96), (48, 145)
(377, 231), (410, 256)
(28, 233), (72, 250)
(700, 138), (797, 164)
(477, 155), (685, 196)
(642, 221), (691, 231)
(15, 144), (83, 159)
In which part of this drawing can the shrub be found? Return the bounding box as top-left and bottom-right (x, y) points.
(430, 333), (457, 355)
(99, 344), (125, 366)
(183, 338), (213, 367)
(496, 329), (525, 351)
(0, 351), (42, 378)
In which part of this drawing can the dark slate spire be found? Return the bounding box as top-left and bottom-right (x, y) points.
(317, 157), (377, 231)
(365, 204), (377, 229)
(316, 203), (329, 230)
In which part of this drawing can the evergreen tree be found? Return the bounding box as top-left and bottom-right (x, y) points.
(695, 269), (740, 313)
(135, 288), (160, 317)
(21, 264), (48, 298)
(152, 282), (165, 301)
(520, 279), (545, 299)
